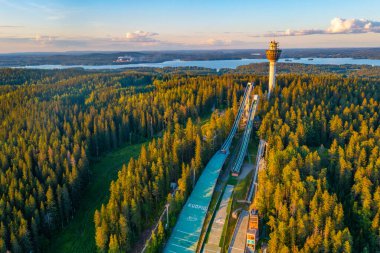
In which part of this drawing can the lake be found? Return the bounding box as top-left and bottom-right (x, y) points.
(11, 57), (380, 70)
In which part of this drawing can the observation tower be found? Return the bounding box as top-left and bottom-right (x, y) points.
(265, 41), (281, 98)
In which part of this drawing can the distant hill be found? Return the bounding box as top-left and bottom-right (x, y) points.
(1, 47), (380, 67)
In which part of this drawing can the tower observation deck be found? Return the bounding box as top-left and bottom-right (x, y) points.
(266, 41), (281, 98)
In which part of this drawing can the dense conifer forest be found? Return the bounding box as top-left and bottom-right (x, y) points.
(0, 67), (379, 252)
(0, 68), (249, 252)
(256, 75), (380, 252)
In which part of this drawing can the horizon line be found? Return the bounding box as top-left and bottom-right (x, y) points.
(1, 46), (380, 55)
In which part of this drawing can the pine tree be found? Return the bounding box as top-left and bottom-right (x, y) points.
(10, 233), (21, 253)
(45, 186), (57, 231)
(195, 135), (202, 170)
(119, 216), (131, 251)
(156, 221), (165, 249)
(108, 234), (120, 253)
(95, 222), (108, 252)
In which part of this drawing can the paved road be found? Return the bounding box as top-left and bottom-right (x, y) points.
(228, 210), (249, 253)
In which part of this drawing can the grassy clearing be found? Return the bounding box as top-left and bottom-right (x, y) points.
(227, 176), (238, 185)
(234, 170), (253, 206)
(49, 142), (145, 253)
(245, 133), (260, 163)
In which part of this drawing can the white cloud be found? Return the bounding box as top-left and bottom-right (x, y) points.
(125, 30), (159, 43)
(205, 39), (232, 46)
(327, 17), (380, 34)
(254, 17), (380, 37)
(32, 34), (60, 47)
(34, 34), (56, 42)
(203, 38), (254, 48)
(0, 32), (165, 52)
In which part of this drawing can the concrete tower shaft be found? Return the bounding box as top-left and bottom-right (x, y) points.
(266, 41), (281, 98)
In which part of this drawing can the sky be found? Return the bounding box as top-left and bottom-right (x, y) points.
(0, 0), (379, 53)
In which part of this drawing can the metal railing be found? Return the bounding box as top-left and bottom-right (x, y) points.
(221, 83), (253, 153)
(231, 95), (260, 175)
